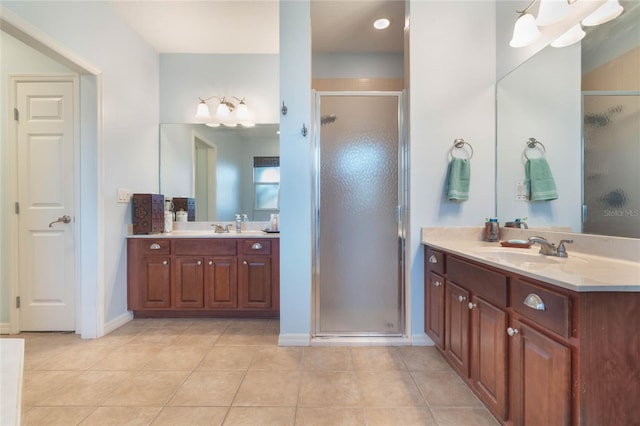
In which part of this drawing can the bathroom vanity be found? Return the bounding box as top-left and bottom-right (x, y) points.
(423, 235), (639, 426)
(127, 232), (279, 318)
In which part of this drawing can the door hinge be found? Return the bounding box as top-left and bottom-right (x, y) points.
(16, 296), (20, 308)
(15, 202), (20, 214)
(14, 108), (19, 122)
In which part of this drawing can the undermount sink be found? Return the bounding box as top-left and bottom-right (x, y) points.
(474, 247), (560, 264)
(472, 246), (588, 268)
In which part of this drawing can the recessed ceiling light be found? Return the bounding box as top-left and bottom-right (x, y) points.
(373, 18), (390, 30)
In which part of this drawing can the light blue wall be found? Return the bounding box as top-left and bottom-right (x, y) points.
(159, 53), (279, 124)
(312, 52), (403, 79)
(0, 31), (75, 324)
(278, 0), (313, 344)
(2, 1), (160, 331)
(408, 1), (496, 339)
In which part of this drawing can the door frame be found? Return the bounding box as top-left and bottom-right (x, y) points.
(9, 75), (80, 333)
(2, 9), (104, 338)
(311, 90), (408, 338)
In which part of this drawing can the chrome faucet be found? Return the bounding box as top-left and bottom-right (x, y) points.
(528, 236), (557, 255)
(212, 224), (232, 233)
(528, 236), (573, 257)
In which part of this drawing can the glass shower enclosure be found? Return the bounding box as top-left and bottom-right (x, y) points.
(313, 92), (406, 337)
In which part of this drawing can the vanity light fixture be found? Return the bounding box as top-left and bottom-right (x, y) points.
(195, 95), (255, 127)
(550, 23), (585, 47)
(582, 0), (624, 26)
(536, 0), (572, 26)
(373, 18), (390, 30)
(510, 0), (623, 49)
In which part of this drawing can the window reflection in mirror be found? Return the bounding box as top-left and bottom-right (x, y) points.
(160, 123), (279, 222)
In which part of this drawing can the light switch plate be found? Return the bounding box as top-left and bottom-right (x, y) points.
(117, 188), (131, 203)
(515, 180), (528, 201)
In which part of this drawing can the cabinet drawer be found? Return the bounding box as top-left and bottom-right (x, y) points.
(426, 247), (445, 275)
(175, 239), (237, 256)
(136, 239), (171, 255)
(511, 278), (571, 338)
(241, 240), (271, 255)
(447, 256), (507, 307)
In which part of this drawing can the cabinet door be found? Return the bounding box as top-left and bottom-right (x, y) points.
(140, 256), (171, 308)
(470, 296), (508, 421)
(510, 320), (571, 426)
(240, 257), (272, 309)
(445, 281), (470, 376)
(425, 271), (445, 348)
(205, 257), (238, 308)
(175, 257), (204, 308)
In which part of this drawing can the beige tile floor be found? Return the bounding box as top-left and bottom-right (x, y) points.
(8, 318), (499, 426)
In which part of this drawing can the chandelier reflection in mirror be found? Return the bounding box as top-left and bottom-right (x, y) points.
(195, 96), (255, 128)
(510, 0), (624, 48)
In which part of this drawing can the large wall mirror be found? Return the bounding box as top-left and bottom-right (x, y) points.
(497, 2), (639, 238)
(160, 123), (279, 222)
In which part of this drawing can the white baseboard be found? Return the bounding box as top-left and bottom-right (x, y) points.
(103, 311), (133, 335)
(0, 323), (10, 335)
(412, 334), (435, 346)
(278, 333), (311, 346)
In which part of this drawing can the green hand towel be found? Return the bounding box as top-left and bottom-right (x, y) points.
(526, 158), (558, 201)
(447, 157), (470, 201)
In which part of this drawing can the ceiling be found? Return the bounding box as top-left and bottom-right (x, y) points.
(109, 0), (405, 55)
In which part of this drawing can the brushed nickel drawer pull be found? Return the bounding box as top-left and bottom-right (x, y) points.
(162, 260), (168, 265)
(251, 243), (263, 250)
(150, 243), (161, 250)
(524, 293), (546, 311)
(507, 327), (519, 336)
(197, 261), (202, 265)
(208, 261), (213, 265)
(458, 295), (466, 302)
(432, 280), (442, 287)
(428, 254), (438, 264)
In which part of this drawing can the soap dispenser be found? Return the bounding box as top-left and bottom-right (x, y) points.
(241, 214), (248, 231)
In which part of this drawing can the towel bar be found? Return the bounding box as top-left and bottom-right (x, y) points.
(449, 138), (473, 160)
(524, 137), (546, 159)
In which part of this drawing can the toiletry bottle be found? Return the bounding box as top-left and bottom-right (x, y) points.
(241, 214), (248, 231)
(270, 213), (279, 232)
(235, 214), (242, 233)
(485, 218), (499, 242)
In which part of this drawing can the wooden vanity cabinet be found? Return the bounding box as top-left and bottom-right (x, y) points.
(509, 319), (571, 426)
(424, 245), (640, 426)
(442, 255), (509, 421)
(425, 248), (446, 349)
(127, 237), (279, 318)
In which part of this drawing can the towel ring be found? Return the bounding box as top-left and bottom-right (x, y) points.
(449, 138), (474, 160)
(524, 137), (546, 160)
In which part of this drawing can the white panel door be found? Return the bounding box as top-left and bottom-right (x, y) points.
(16, 79), (76, 331)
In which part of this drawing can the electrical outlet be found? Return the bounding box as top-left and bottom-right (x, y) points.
(117, 188), (131, 203)
(515, 180), (528, 201)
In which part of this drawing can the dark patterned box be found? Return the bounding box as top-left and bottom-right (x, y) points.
(172, 197), (196, 221)
(132, 193), (164, 234)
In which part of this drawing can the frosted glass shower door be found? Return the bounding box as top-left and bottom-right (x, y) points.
(583, 93), (640, 238)
(314, 93), (404, 336)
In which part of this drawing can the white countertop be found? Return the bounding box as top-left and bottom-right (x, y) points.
(128, 230), (280, 239)
(422, 238), (640, 292)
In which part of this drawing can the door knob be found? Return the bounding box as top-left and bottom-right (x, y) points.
(49, 215), (71, 227)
